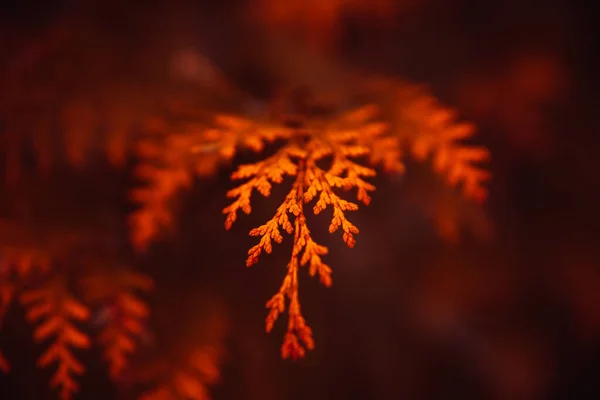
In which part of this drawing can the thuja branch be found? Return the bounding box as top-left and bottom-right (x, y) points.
(263, 161), (319, 359)
(130, 87), (490, 360)
(223, 106), (384, 357)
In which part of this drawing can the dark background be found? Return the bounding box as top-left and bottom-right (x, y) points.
(1, 0), (599, 399)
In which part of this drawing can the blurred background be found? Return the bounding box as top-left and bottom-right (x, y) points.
(1, 0), (599, 399)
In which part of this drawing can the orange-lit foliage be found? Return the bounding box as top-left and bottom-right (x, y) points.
(140, 346), (224, 400)
(133, 296), (229, 400)
(21, 278), (91, 400)
(0, 19), (152, 183)
(0, 218), (152, 399)
(401, 89), (490, 203)
(405, 174), (493, 244)
(131, 77), (490, 358)
(1, 16), (490, 400)
(81, 267), (153, 379)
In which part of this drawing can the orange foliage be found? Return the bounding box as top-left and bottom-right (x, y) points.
(0, 217), (153, 398)
(129, 108), (290, 250)
(130, 80), (489, 358)
(21, 279), (91, 400)
(137, 297), (228, 400)
(0, 20), (153, 183)
(0, 5), (497, 399)
(1, 15), (489, 371)
(403, 92), (490, 203)
(140, 346), (223, 400)
(223, 106), (388, 357)
(406, 177), (493, 244)
(81, 269), (153, 379)
(0, 222), (54, 373)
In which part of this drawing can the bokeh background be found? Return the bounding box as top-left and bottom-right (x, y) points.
(1, 0), (599, 399)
